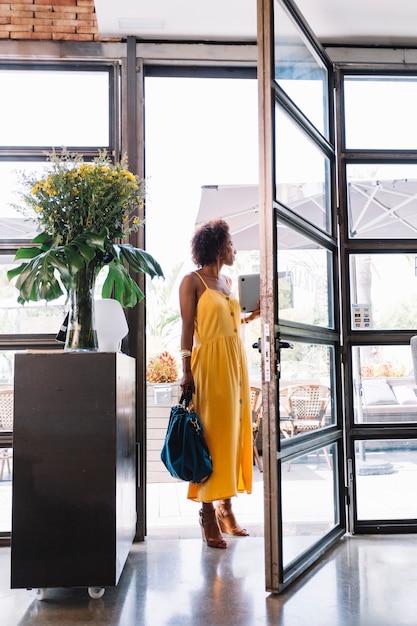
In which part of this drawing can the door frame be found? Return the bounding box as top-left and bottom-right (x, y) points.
(257, 0), (346, 593)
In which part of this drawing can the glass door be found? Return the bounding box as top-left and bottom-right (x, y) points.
(338, 72), (417, 533)
(257, 0), (346, 592)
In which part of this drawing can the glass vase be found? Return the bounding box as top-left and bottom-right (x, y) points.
(65, 263), (99, 352)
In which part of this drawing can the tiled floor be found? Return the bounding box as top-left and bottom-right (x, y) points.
(2, 465), (417, 625)
(146, 465), (265, 536)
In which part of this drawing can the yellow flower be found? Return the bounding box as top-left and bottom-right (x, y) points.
(132, 216), (140, 225)
(35, 205), (42, 212)
(120, 169), (136, 183)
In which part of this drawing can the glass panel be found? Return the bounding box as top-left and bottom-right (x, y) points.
(274, 0), (328, 137)
(280, 342), (335, 438)
(0, 260), (66, 334)
(344, 76), (417, 150)
(352, 345), (417, 425)
(277, 221), (333, 327)
(144, 76), (259, 362)
(346, 163), (417, 239)
(0, 162), (45, 240)
(0, 354), (14, 535)
(355, 441), (417, 519)
(1, 261), (108, 335)
(0, 69), (110, 147)
(275, 106), (331, 233)
(349, 253), (417, 331)
(282, 443), (338, 567)
(0, 445), (12, 533)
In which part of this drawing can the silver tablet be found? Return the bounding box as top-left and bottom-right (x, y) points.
(238, 273), (260, 312)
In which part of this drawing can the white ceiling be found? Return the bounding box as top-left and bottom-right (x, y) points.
(94, 0), (417, 47)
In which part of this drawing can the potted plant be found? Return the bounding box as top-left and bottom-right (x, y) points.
(146, 351), (178, 404)
(7, 149), (164, 351)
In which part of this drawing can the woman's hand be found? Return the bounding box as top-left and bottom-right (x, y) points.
(180, 372), (195, 394)
(242, 301), (260, 324)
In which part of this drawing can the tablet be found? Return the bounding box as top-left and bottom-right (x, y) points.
(238, 273), (260, 312)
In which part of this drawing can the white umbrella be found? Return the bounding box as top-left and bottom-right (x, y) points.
(196, 179), (417, 249)
(196, 184), (259, 250)
(347, 179), (417, 238)
(0, 217), (38, 240)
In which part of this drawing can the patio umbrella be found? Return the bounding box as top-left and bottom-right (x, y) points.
(347, 179), (417, 238)
(196, 179), (417, 248)
(0, 217), (38, 240)
(195, 184), (260, 250)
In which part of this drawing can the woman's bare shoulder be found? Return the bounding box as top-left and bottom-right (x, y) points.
(179, 271), (201, 291)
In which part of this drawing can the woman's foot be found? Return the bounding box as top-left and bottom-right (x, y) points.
(215, 499), (249, 536)
(199, 507), (227, 549)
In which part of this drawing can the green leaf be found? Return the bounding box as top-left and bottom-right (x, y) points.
(117, 244), (164, 278)
(64, 245), (91, 272)
(32, 232), (56, 250)
(7, 262), (29, 281)
(14, 254), (65, 302)
(14, 247), (43, 261)
(102, 262), (144, 307)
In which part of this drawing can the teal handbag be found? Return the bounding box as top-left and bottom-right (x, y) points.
(160, 391), (213, 484)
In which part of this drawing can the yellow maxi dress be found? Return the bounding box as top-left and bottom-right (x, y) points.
(187, 273), (253, 503)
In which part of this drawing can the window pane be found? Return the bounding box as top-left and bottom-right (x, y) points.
(355, 442), (417, 519)
(347, 163), (417, 239)
(280, 342), (335, 438)
(352, 345), (417, 425)
(144, 76), (259, 360)
(277, 222), (333, 328)
(350, 253), (417, 331)
(274, 0), (328, 137)
(275, 106), (331, 233)
(0, 352), (15, 535)
(0, 447), (12, 533)
(1, 262), (108, 335)
(0, 69), (110, 147)
(0, 260), (66, 334)
(0, 162), (45, 240)
(282, 444), (338, 567)
(344, 76), (417, 150)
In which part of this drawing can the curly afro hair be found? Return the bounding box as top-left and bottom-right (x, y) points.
(191, 218), (231, 267)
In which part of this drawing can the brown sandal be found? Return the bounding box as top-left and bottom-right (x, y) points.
(215, 499), (249, 536)
(199, 508), (227, 549)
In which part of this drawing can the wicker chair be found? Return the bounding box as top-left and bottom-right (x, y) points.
(0, 389), (13, 481)
(284, 384), (332, 470)
(250, 386), (263, 472)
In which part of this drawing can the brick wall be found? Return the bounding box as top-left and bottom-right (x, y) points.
(0, 0), (120, 41)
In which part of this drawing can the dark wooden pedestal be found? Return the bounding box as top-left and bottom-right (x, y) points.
(11, 352), (136, 591)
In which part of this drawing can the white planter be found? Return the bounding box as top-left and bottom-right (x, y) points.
(147, 383), (181, 483)
(153, 383), (173, 405)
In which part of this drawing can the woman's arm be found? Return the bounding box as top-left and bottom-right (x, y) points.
(179, 274), (198, 393)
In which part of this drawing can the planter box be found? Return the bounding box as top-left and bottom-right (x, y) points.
(11, 352), (136, 591)
(147, 382), (180, 483)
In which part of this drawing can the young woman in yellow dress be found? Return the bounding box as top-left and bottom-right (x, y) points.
(179, 218), (259, 548)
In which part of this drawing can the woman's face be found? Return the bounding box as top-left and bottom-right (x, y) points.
(222, 237), (237, 266)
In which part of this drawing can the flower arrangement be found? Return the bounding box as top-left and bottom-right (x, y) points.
(8, 149), (163, 308)
(146, 351), (178, 384)
(361, 362), (406, 377)
(25, 150), (145, 245)
(7, 149), (164, 351)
